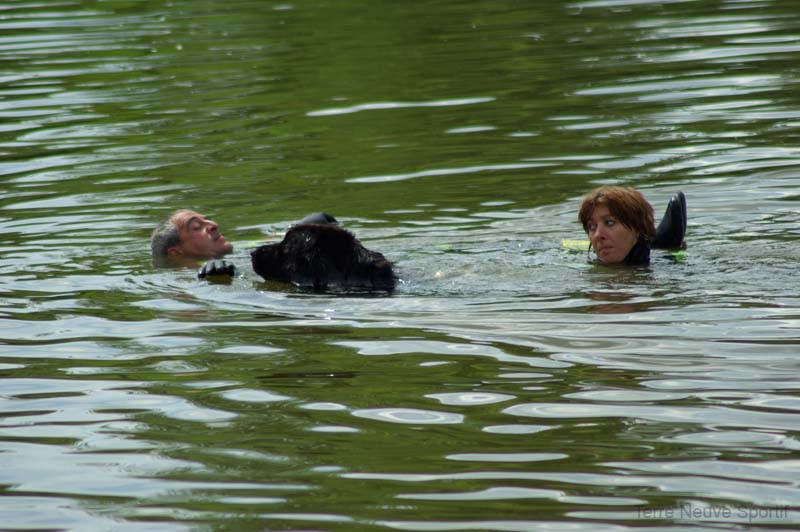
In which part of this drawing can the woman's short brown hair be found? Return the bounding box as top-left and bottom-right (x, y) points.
(578, 186), (656, 242)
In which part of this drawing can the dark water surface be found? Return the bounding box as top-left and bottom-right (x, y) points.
(2, 0), (800, 530)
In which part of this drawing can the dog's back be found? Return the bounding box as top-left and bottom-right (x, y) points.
(251, 224), (395, 291)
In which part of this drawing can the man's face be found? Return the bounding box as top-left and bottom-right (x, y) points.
(169, 210), (233, 259)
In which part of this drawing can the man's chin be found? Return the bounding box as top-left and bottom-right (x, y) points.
(210, 239), (233, 254)
(212, 247), (233, 258)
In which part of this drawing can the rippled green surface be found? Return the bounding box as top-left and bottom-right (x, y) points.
(2, 0), (800, 530)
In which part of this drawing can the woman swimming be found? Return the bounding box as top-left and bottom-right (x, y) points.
(578, 186), (686, 266)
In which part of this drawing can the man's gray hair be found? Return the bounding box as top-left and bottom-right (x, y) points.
(151, 215), (181, 261)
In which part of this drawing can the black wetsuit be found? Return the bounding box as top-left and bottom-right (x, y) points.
(624, 237), (651, 266)
(624, 191), (687, 266)
(589, 191), (686, 266)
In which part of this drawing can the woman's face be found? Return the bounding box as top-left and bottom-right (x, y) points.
(586, 204), (639, 264)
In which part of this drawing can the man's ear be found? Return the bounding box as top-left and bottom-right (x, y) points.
(167, 245), (182, 256)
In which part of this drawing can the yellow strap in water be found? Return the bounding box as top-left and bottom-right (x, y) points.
(561, 239), (590, 251)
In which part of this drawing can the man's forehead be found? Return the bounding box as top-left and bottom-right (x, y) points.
(171, 210), (205, 229)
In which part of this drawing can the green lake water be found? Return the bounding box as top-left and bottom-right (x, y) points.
(1, 0), (800, 530)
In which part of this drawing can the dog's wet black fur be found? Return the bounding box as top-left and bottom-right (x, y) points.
(250, 223), (395, 292)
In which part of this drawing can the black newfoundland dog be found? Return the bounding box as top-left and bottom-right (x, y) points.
(250, 214), (395, 292)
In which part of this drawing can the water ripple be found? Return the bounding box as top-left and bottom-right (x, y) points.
(306, 97), (495, 117)
(503, 402), (800, 431)
(398, 486), (564, 501)
(426, 392), (516, 406)
(352, 408), (464, 425)
(346, 162), (555, 184)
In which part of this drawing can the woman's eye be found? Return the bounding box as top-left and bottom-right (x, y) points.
(605, 219), (616, 227)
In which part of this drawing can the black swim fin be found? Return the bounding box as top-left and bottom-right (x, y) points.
(652, 191), (686, 249)
(297, 212), (339, 226)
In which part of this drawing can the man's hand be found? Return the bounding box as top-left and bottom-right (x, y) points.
(198, 259), (237, 282)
